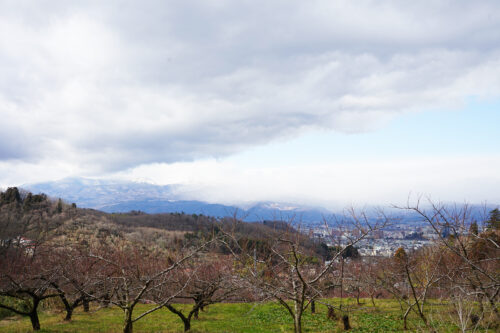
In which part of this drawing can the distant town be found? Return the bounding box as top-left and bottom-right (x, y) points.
(311, 221), (437, 257)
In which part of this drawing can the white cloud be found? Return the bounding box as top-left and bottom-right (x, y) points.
(0, 1), (499, 184)
(111, 155), (500, 208)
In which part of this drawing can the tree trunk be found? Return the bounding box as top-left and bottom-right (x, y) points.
(340, 257), (344, 310)
(404, 264), (434, 332)
(292, 297), (303, 333)
(327, 307), (337, 320)
(64, 307), (73, 321)
(102, 293), (110, 308)
(29, 299), (41, 331)
(311, 300), (315, 314)
(183, 317), (191, 332)
(370, 294), (376, 307)
(123, 320), (133, 333)
(403, 306), (411, 330)
(293, 313), (302, 333)
(193, 308), (199, 320)
(123, 308), (133, 333)
(54, 284), (73, 321)
(165, 304), (192, 332)
(29, 310), (41, 331)
(58, 295), (73, 321)
(83, 298), (90, 312)
(184, 310), (197, 332)
(342, 314), (351, 330)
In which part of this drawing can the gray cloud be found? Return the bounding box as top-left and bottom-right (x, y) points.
(1, 0), (500, 172)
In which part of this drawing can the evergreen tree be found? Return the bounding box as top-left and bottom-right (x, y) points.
(0, 187), (21, 205)
(342, 245), (360, 259)
(486, 208), (499, 230)
(56, 198), (63, 214)
(394, 246), (407, 263)
(469, 221), (479, 236)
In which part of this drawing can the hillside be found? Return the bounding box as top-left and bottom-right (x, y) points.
(1, 187), (498, 333)
(0, 187), (316, 258)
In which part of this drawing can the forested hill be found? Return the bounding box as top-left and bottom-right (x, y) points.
(0, 187), (316, 257)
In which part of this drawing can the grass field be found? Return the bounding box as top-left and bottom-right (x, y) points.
(0, 298), (495, 332)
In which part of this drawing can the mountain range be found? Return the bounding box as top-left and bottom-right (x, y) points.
(22, 177), (496, 225)
(23, 177), (332, 223)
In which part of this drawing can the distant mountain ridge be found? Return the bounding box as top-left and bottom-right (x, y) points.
(25, 178), (179, 209)
(24, 177), (332, 223)
(23, 178), (497, 225)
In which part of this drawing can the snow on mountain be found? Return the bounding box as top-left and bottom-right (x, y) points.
(22, 177), (332, 223)
(24, 177), (180, 210)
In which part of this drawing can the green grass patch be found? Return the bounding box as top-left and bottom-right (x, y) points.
(0, 298), (495, 332)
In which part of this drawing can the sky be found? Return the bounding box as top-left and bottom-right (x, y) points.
(0, 1), (499, 208)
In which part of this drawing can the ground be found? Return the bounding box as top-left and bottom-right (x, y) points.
(0, 298), (496, 332)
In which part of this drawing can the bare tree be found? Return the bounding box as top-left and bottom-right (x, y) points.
(402, 199), (500, 327)
(220, 208), (388, 333)
(48, 248), (100, 321)
(316, 208), (389, 331)
(163, 259), (241, 331)
(343, 258), (365, 306)
(0, 188), (67, 330)
(80, 239), (212, 333)
(0, 246), (60, 330)
(358, 257), (384, 308)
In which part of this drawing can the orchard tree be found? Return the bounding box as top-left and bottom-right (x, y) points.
(164, 259), (241, 332)
(403, 199), (500, 327)
(50, 248), (100, 320)
(0, 246), (60, 330)
(81, 239), (212, 333)
(0, 188), (67, 330)
(220, 208), (388, 333)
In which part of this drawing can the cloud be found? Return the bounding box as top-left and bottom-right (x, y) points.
(1, 1), (500, 172)
(113, 155), (500, 208)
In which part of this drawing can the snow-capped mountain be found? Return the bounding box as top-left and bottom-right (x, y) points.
(21, 177), (496, 225)
(23, 177), (333, 223)
(24, 177), (180, 209)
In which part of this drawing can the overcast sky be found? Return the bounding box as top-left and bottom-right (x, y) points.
(1, 1), (499, 208)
